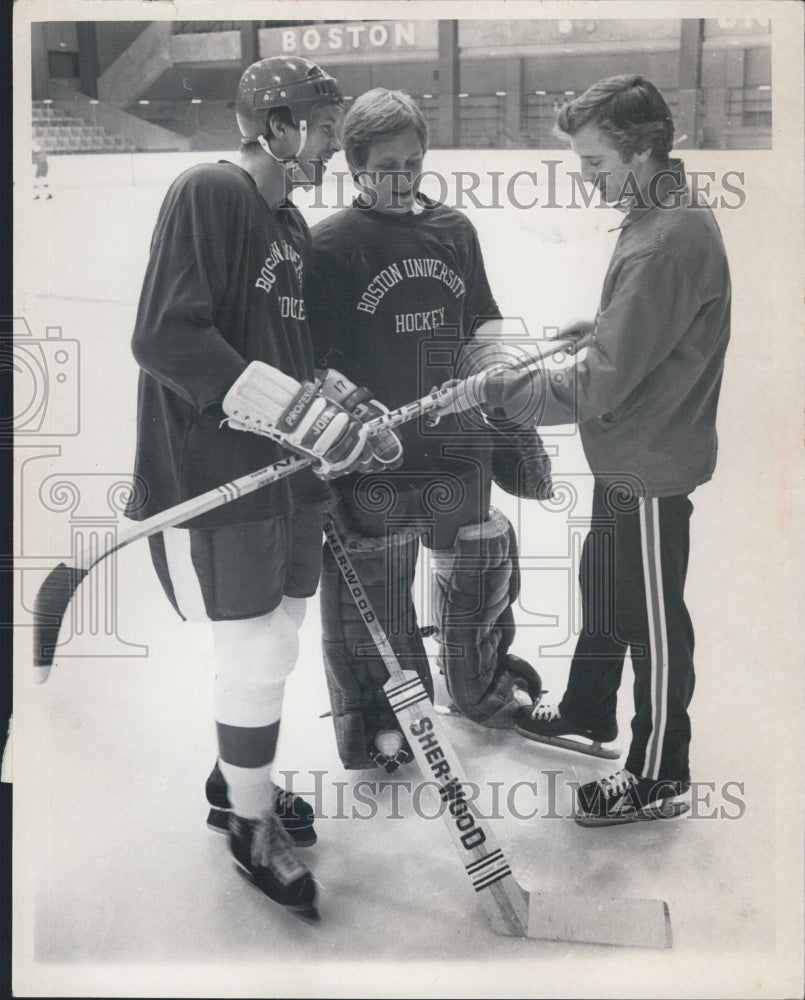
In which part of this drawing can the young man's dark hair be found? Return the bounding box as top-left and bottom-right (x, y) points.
(556, 74), (675, 164)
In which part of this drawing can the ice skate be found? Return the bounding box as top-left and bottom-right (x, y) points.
(574, 769), (690, 827)
(515, 702), (621, 760)
(205, 761), (317, 846)
(229, 810), (319, 922)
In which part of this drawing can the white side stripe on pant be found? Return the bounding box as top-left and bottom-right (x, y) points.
(639, 498), (669, 780)
(162, 526), (209, 622)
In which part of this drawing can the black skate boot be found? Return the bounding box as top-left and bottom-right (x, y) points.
(206, 761), (317, 846)
(515, 702), (620, 759)
(574, 769), (690, 827)
(229, 811), (319, 922)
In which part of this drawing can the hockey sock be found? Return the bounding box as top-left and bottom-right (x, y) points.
(217, 759), (275, 820)
(211, 600), (301, 820)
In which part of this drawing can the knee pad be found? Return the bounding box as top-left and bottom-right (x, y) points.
(431, 506), (541, 728)
(212, 606), (300, 728)
(320, 526), (433, 769)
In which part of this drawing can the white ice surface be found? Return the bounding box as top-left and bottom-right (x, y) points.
(11, 149), (804, 999)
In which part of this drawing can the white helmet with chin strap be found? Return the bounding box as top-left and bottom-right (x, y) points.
(236, 56), (342, 181)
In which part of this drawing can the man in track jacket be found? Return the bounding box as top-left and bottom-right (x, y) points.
(494, 74), (731, 826)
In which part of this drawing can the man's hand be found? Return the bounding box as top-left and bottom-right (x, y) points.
(478, 326), (591, 424)
(554, 319), (595, 353)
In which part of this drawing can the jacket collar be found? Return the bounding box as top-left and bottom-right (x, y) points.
(611, 158), (687, 231)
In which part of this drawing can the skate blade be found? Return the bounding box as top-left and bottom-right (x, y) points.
(234, 864), (320, 924)
(434, 702), (461, 716)
(515, 726), (621, 760)
(575, 799), (690, 828)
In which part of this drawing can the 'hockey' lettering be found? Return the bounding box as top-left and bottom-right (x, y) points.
(279, 296), (306, 320)
(394, 307), (445, 333)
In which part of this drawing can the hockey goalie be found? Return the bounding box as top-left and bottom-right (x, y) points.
(305, 88), (550, 773)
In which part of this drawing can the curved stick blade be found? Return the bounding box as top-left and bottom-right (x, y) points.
(32, 563), (89, 682)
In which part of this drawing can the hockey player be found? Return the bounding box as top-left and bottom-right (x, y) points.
(126, 57), (399, 919)
(458, 76), (732, 826)
(32, 141), (51, 199)
(305, 88), (547, 773)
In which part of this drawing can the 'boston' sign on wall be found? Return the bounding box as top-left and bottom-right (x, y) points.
(259, 21), (439, 58)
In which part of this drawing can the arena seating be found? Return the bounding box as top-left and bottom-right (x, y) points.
(32, 101), (137, 154)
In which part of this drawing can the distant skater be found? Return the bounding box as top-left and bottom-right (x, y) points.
(32, 141), (52, 199)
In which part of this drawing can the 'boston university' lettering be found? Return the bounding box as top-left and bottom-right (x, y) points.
(255, 239), (304, 294)
(402, 257), (466, 298)
(356, 258), (466, 316)
(356, 263), (404, 314)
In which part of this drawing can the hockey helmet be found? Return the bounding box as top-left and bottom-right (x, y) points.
(236, 56), (343, 141)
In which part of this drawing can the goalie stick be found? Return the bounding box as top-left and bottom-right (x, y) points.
(31, 337), (574, 681)
(322, 516), (672, 948)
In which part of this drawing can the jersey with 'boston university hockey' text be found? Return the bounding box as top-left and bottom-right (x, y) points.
(127, 161), (328, 528)
(305, 194), (501, 471)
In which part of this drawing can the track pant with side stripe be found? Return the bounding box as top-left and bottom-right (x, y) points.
(559, 481), (695, 784)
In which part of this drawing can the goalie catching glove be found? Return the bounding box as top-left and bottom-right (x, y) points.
(222, 361), (370, 479)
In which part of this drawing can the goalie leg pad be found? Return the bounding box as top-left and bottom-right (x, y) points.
(431, 507), (541, 729)
(320, 525), (433, 769)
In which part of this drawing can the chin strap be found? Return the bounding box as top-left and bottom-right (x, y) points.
(294, 119), (309, 159)
(258, 120), (315, 186)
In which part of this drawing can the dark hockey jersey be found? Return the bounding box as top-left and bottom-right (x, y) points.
(306, 195), (501, 471)
(127, 161), (327, 527)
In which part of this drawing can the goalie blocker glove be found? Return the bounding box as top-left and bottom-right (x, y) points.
(317, 367), (403, 472)
(222, 361), (368, 479)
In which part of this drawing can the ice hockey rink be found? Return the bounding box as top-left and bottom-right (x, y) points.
(11, 146), (804, 999)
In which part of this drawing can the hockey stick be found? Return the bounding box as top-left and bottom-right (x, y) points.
(323, 516), (672, 948)
(32, 337), (575, 681)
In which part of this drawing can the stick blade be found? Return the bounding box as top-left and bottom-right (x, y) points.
(32, 562), (89, 682)
(527, 893), (672, 949)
